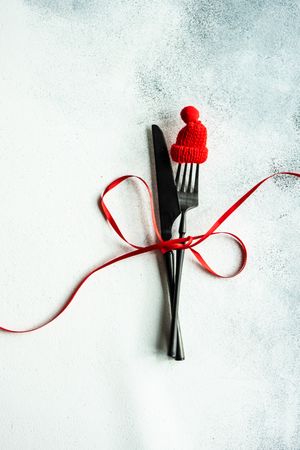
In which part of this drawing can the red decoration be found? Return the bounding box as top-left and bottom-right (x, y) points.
(170, 106), (208, 164)
(0, 172), (299, 334)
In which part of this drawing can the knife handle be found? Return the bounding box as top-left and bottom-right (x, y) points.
(164, 251), (185, 360)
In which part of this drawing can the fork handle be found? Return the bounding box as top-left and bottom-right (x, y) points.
(168, 213), (186, 359)
(164, 251), (185, 360)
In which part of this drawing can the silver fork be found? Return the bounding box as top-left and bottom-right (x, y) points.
(168, 163), (199, 358)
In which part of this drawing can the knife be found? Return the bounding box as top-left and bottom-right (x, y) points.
(152, 124), (185, 360)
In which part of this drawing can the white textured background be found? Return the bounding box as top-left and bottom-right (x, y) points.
(0, 1), (299, 449)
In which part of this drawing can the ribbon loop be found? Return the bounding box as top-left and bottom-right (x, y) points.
(100, 175), (163, 249)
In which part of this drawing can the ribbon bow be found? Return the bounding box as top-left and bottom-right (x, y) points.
(0, 172), (299, 334)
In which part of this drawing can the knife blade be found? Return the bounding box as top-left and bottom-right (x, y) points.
(151, 125), (180, 240)
(152, 124), (185, 360)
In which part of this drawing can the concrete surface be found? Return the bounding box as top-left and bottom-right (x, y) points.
(0, 1), (299, 449)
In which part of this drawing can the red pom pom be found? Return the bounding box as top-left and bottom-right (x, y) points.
(180, 106), (199, 123)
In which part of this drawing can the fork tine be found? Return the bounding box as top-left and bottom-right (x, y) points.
(175, 164), (181, 187)
(187, 164), (193, 192)
(180, 164), (188, 192)
(194, 164), (199, 193)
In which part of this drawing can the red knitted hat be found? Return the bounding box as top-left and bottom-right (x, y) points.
(170, 106), (208, 164)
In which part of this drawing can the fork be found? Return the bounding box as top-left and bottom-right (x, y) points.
(168, 163), (199, 358)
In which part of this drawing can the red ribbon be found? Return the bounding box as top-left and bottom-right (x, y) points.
(1, 171), (299, 334)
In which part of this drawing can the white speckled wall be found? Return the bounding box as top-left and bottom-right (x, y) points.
(0, 1), (299, 449)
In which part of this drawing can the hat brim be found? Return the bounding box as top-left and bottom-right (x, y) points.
(170, 144), (208, 164)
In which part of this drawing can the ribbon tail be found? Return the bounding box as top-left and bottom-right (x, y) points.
(0, 245), (158, 334)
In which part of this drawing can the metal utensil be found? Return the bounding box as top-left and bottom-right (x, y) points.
(168, 163), (199, 358)
(152, 125), (185, 360)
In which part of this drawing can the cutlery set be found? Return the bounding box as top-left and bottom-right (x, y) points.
(152, 105), (208, 360)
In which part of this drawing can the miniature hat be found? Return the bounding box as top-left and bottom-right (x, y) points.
(170, 106), (208, 164)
